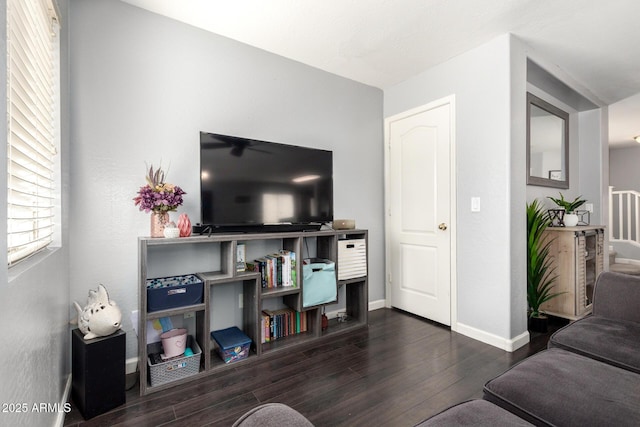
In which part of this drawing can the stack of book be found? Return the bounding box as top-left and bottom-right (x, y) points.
(261, 308), (308, 343)
(247, 250), (296, 289)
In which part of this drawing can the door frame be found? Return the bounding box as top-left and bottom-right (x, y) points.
(384, 95), (458, 332)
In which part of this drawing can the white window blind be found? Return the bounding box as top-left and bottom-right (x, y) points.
(7, 0), (60, 266)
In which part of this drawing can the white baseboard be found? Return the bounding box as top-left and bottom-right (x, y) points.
(368, 299), (386, 311)
(55, 374), (72, 427)
(126, 357), (139, 375)
(456, 322), (530, 352)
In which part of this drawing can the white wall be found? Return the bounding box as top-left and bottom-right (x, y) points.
(384, 34), (526, 348)
(68, 0), (384, 361)
(0, 0), (71, 425)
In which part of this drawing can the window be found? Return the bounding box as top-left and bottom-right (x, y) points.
(6, 0), (60, 266)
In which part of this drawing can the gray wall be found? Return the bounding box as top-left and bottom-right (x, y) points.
(0, 0), (71, 425)
(610, 145), (640, 191)
(525, 94), (606, 226)
(68, 0), (384, 361)
(385, 34), (526, 347)
(578, 109), (607, 226)
(610, 144), (640, 247)
(384, 33), (606, 348)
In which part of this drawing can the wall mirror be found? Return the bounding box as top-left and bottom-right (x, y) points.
(526, 92), (569, 189)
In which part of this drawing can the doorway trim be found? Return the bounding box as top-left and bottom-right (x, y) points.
(384, 95), (458, 332)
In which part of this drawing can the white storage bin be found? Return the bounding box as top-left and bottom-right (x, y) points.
(338, 239), (367, 280)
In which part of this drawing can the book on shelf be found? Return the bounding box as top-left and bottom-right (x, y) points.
(261, 308), (307, 342)
(247, 250), (297, 289)
(261, 312), (271, 343)
(236, 243), (246, 272)
(278, 250), (296, 287)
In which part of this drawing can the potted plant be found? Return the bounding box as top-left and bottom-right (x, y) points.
(527, 199), (563, 332)
(547, 193), (586, 227)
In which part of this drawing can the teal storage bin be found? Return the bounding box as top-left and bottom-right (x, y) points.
(302, 259), (337, 307)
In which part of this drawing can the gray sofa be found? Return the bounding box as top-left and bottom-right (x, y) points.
(548, 271), (640, 374)
(233, 272), (640, 426)
(458, 271), (640, 426)
(483, 347), (640, 426)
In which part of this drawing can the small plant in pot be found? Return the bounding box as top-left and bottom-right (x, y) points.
(527, 199), (564, 332)
(547, 193), (586, 227)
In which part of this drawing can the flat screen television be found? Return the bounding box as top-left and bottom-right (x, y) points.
(198, 132), (333, 233)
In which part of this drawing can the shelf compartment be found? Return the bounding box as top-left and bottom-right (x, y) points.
(145, 304), (206, 321)
(320, 317), (367, 338)
(145, 240), (234, 280)
(261, 286), (301, 299)
(208, 278), (260, 360)
(147, 335), (202, 388)
(198, 270), (235, 285)
(338, 277), (368, 286)
(208, 349), (257, 371)
(261, 330), (316, 354)
(234, 271), (261, 281)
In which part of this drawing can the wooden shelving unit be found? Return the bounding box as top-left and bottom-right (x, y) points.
(138, 229), (368, 395)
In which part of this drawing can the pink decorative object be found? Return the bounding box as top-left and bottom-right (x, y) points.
(178, 213), (192, 237)
(150, 212), (170, 238)
(160, 328), (187, 359)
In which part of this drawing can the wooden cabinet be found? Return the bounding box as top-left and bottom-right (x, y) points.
(540, 226), (605, 320)
(138, 229), (368, 395)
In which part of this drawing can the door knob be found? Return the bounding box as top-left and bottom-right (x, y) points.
(438, 223), (448, 231)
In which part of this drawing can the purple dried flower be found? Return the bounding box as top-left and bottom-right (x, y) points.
(133, 165), (185, 213)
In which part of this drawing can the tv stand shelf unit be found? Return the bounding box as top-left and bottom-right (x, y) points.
(138, 229), (368, 395)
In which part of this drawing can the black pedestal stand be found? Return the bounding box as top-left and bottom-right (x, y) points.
(71, 328), (125, 419)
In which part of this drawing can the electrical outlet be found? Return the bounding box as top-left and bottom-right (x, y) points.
(585, 203), (594, 213)
(239, 294), (243, 308)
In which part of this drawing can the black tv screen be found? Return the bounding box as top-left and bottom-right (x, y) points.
(199, 132), (333, 232)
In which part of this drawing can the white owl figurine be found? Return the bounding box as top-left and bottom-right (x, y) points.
(74, 284), (122, 340)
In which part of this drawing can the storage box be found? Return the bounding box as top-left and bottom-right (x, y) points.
(147, 335), (201, 387)
(211, 327), (252, 364)
(146, 274), (203, 312)
(337, 239), (367, 280)
(302, 258), (337, 307)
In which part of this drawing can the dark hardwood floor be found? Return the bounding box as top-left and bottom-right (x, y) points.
(64, 308), (564, 427)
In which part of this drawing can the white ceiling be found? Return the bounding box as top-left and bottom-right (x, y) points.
(121, 0), (640, 147)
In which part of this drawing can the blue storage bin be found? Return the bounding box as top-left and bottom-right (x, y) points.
(146, 274), (204, 312)
(211, 326), (252, 364)
(302, 258), (337, 307)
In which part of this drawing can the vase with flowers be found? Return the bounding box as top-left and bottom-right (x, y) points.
(133, 164), (186, 237)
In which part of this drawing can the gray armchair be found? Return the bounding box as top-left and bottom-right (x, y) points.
(232, 403), (313, 427)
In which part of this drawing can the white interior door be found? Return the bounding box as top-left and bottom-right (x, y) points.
(386, 99), (453, 326)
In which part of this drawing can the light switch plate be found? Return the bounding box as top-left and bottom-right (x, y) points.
(471, 197), (481, 212)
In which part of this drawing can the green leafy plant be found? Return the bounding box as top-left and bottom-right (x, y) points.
(527, 199), (563, 318)
(547, 193), (586, 213)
